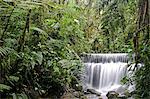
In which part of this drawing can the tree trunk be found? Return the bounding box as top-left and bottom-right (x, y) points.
(134, 0), (149, 67)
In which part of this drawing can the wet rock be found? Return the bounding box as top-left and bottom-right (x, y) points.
(87, 89), (101, 96)
(61, 92), (74, 99)
(128, 85), (135, 93)
(85, 94), (100, 99)
(75, 84), (83, 91)
(122, 89), (136, 98)
(73, 91), (80, 98)
(117, 94), (127, 99)
(80, 95), (88, 99)
(71, 76), (82, 91)
(84, 91), (91, 94)
(74, 91), (88, 99)
(124, 90), (132, 97)
(106, 91), (119, 99)
(98, 96), (103, 99)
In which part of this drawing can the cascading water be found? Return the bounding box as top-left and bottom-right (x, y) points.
(82, 53), (129, 97)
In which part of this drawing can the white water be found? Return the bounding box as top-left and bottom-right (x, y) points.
(85, 62), (127, 94)
(83, 53), (128, 97)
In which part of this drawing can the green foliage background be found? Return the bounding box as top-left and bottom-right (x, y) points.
(0, 0), (149, 98)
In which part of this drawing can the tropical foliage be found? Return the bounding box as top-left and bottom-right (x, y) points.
(0, 0), (149, 98)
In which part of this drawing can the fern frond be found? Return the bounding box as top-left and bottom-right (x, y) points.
(0, 47), (12, 59)
(0, 84), (11, 92)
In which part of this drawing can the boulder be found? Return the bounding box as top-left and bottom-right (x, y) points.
(106, 91), (119, 99)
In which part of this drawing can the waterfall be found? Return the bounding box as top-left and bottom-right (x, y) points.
(82, 53), (128, 96)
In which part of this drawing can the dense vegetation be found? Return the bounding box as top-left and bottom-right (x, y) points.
(0, 0), (149, 98)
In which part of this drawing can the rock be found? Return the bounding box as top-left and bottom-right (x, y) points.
(124, 90), (132, 97)
(98, 96), (103, 99)
(117, 94), (127, 99)
(71, 76), (82, 91)
(80, 95), (88, 99)
(87, 89), (101, 96)
(123, 89), (136, 98)
(106, 91), (119, 99)
(60, 92), (74, 99)
(73, 91), (80, 98)
(75, 84), (83, 91)
(115, 85), (126, 94)
(128, 85), (135, 93)
(74, 91), (88, 99)
(84, 91), (91, 94)
(85, 94), (100, 99)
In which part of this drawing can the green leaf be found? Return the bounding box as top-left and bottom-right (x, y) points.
(30, 27), (46, 34)
(36, 52), (43, 65)
(7, 76), (19, 82)
(11, 93), (28, 99)
(0, 47), (12, 58)
(127, 49), (132, 53)
(53, 66), (60, 74)
(0, 84), (11, 92)
(31, 51), (43, 65)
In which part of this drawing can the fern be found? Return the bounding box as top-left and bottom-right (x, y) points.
(11, 93), (28, 99)
(0, 47), (12, 59)
(0, 84), (11, 92)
